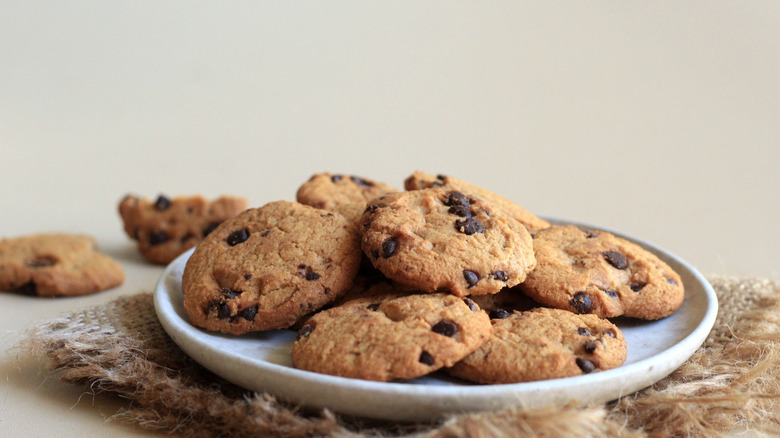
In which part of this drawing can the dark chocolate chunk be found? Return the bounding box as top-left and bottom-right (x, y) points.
(603, 289), (619, 298)
(603, 329), (616, 338)
(666, 277), (678, 286)
(206, 300), (231, 320)
(238, 306), (258, 321)
(491, 271), (509, 282)
(581, 228), (600, 238)
(630, 282), (646, 292)
(305, 271), (321, 281)
(382, 237), (397, 258)
(603, 250), (629, 270)
(463, 298), (479, 311)
(576, 358), (597, 373)
(148, 230), (168, 246)
(244, 273), (252, 281)
(227, 229), (250, 246)
(154, 195), (171, 211)
(367, 303), (380, 311)
(364, 204), (379, 214)
(447, 205), (471, 217)
(331, 174), (343, 183)
(350, 175), (373, 187)
(489, 308), (510, 319)
(584, 341), (598, 354)
(444, 191), (469, 207)
(432, 320), (458, 337)
(297, 325), (314, 340)
(463, 270), (479, 288)
(570, 292), (593, 314)
(577, 327), (591, 337)
(419, 351), (435, 366)
(455, 218), (484, 235)
(26, 257), (56, 268)
(436, 174), (447, 180)
(14, 281), (37, 295)
(221, 288), (242, 299)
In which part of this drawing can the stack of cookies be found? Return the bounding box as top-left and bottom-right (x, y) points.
(181, 171), (685, 384)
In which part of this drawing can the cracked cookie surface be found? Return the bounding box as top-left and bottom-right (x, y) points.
(519, 225), (684, 320)
(292, 291), (492, 381)
(448, 307), (626, 383)
(360, 188), (536, 297)
(182, 201), (361, 335)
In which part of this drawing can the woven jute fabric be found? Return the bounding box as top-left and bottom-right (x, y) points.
(19, 275), (780, 437)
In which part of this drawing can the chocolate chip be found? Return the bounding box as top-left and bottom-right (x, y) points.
(576, 358), (597, 373)
(603, 289), (619, 298)
(436, 174), (447, 180)
(148, 230), (168, 246)
(203, 223), (219, 237)
(261, 230), (270, 237)
(382, 238), (397, 258)
(305, 271), (321, 281)
(419, 351), (435, 366)
(297, 325), (314, 340)
(489, 308), (510, 319)
(455, 218), (484, 235)
(463, 270), (479, 288)
(26, 257), (56, 268)
(491, 271), (509, 282)
(331, 174), (343, 182)
(364, 204), (379, 214)
(367, 303), (380, 311)
(244, 273), (252, 281)
(227, 229), (250, 246)
(581, 228), (600, 238)
(577, 327), (591, 337)
(570, 292), (592, 314)
(432, 320), (458, 337)
(584, 341), (598, 354)
(221, 288), (241, 299)
(350, 175), (373, 187)
(603, 251), (628, 269)
(630, 282), (646, 292)
(14, 281), (37, 295)
(206, 300), (231, 320)
(447, 205), (471, 217)
(238, 306), (258, 321)
(463, 298), (479, 311)
(154, 195), (171, 211)
(431, 181), (444, 187)
(444, 191), (470, 207)
(666, 277), (678, 286)
(603, 329), (616, 338)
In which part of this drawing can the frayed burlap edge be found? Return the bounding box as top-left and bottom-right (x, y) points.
(17, 275), (780, 437)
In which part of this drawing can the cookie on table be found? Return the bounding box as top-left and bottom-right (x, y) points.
(447, 307), (626, 384)
(182, 201), (362, 335)
(119, 194), (248, 265)
(404, 171), (550, 233)
(0, 234), (124, 297)
(519, 225), (684, 320)
(296, 173), (398, 224)
(292, 292), (492, 381)
(360, 188), (536, 297)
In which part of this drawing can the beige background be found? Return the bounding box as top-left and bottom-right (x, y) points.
(1, 2), (778, 436)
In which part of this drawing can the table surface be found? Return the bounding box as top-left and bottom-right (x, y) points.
(2, 2), (779, 436)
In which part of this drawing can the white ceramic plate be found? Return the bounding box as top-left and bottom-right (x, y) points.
(154, 219), (718, 422)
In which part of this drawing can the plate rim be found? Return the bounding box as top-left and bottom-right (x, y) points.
(153, 217), (718, 419)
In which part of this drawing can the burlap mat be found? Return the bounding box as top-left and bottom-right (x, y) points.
(18, 275), (780, 437)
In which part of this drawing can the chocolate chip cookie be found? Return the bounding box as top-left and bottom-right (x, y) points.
(292, 292), (492, 381)
(519, 225), (685, 320)
(0, 234), (125, 297)
(447, 307), (626, 384)
(119, 194), (248, 264)
(360, 188), (536, 297)
(182, 201), (362, 335)
(404, 171), (550, 233)
(296, 173), (398, 224)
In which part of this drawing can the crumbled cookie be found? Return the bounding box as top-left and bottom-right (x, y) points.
(447, 307), (626, 383)
(404, 171), (550, 233)
(292, 292), (492, 381)
(119, 194), (248, 265)
(360, 188), (536, 297)
(0, 234), (124, 297)
(182, 201), (362, 335)
(519, 225), (684, 320)
(296, 173), (398, 224)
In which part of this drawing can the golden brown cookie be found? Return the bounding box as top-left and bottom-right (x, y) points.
(291, 292), (492, 381)
(404, 171), (550, 233)
(519, 225), (684, 320)
(0, 234), (124, 297)
(296, 173), (398, 224)
(182, 201), (362, 335)
(447, 307), (626, 384)
(360, 188), (536, 297)
(119, 194), (247, 265)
